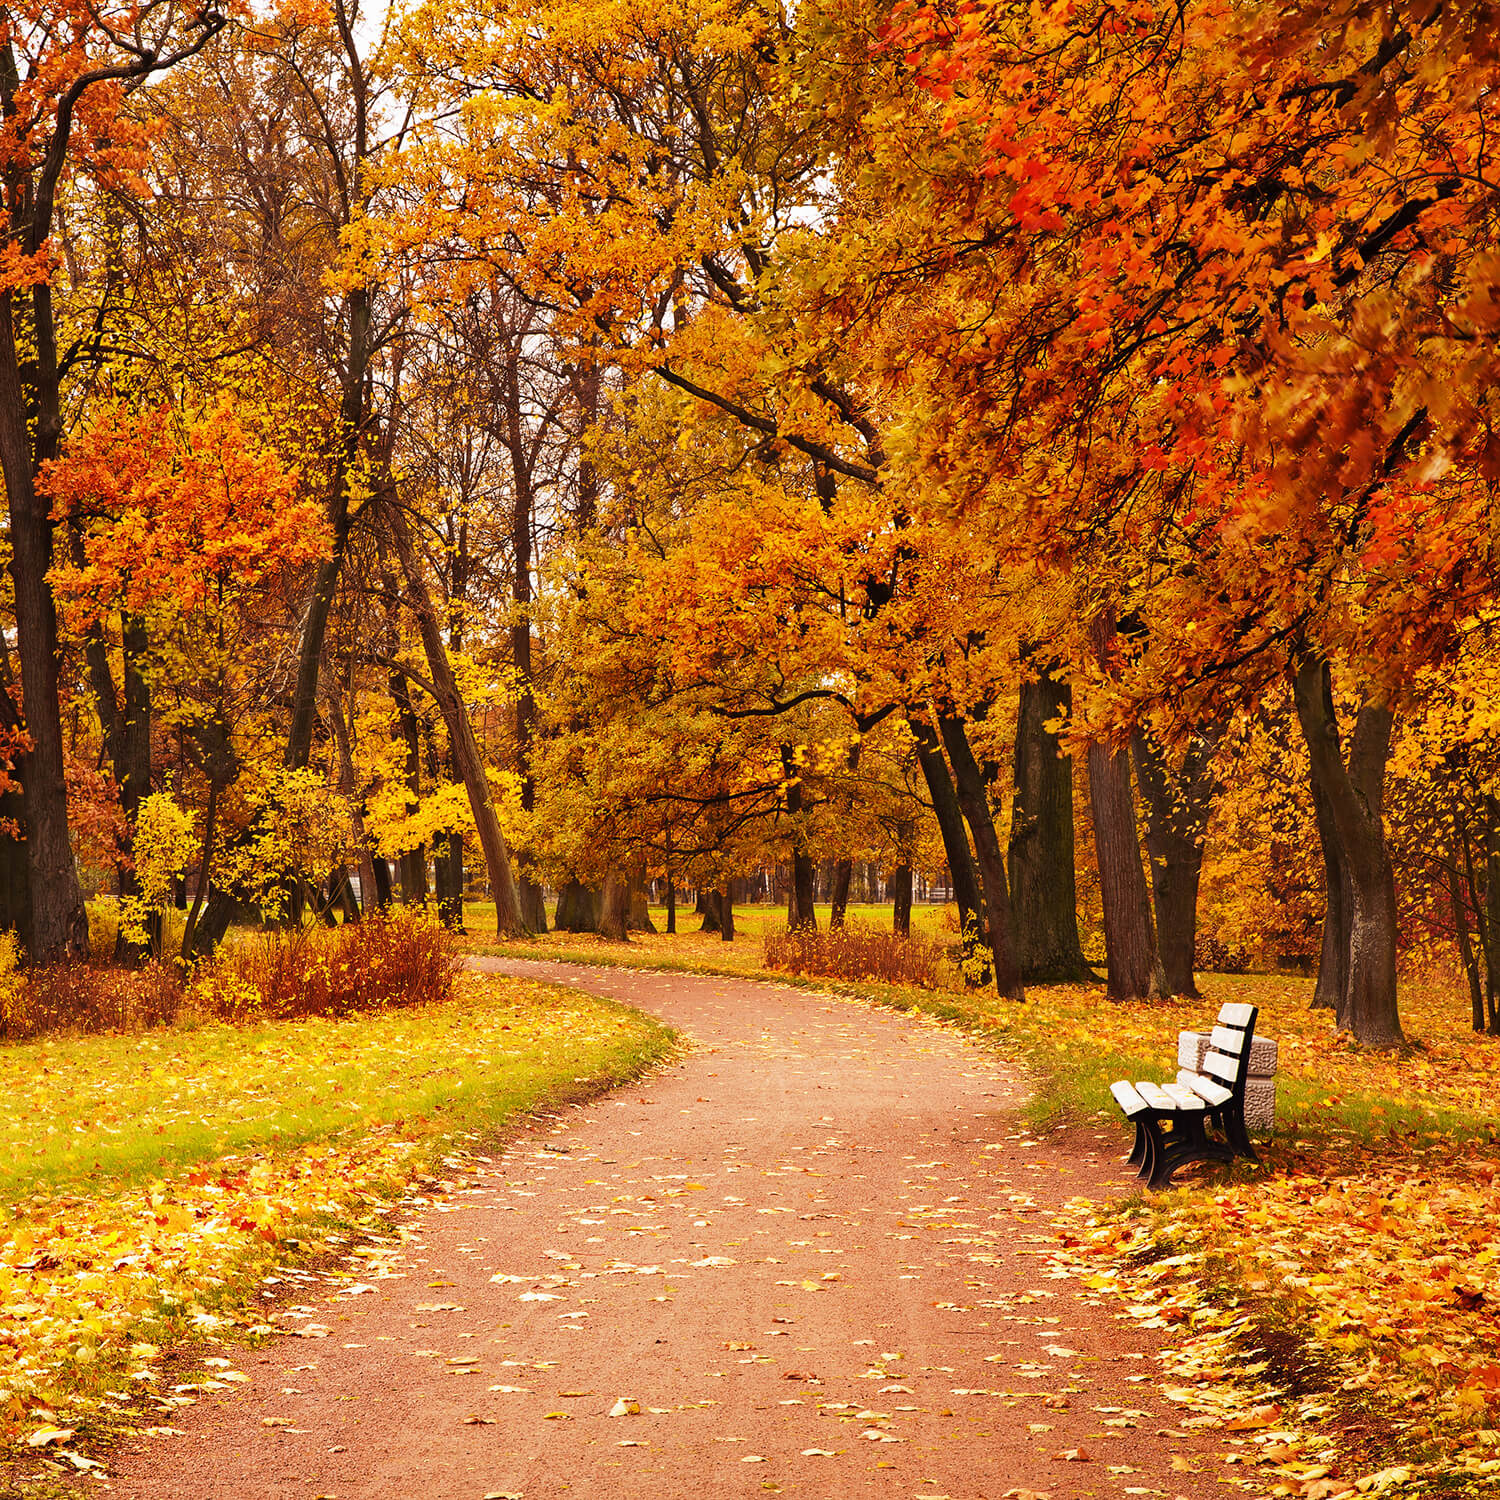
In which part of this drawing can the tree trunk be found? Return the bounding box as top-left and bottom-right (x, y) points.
(830, 860), (853, 929)
(182, 780), (219, 961)
(626, 863), (657, 932)
(781, 745), (818, 930)
(1307, 665), (1351, 1011)
(936, 708), (1024, 1000)
(1132, 727), (1222, 998)
(1085, 614), (1164, 1001)
(286, 287), (370, 773)
(665, 874), (676, 933)
(719, 885), (735, 942)
(892, 863), (913, 935)
(598, 868), (629, 941)
(698, 887), (722, 934)
(386, 495), (527, 936)
(323, 680), (378, 919)
(0, 290), (85, 961)
(1007, 668), (1090, 982)
(909, 715), (983, 947)
(1292, 655), (1403, 1048)
(556, 878), (599, 932)
(371, 856), (393, 911)
(436, 832), (464, 930)
(1450, 855), (1486, 1034)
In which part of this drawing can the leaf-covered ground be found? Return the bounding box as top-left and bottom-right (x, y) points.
(0, 973), (674, 1468)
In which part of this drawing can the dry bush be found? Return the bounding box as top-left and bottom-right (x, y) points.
(0, 958), (184, 1041)
(764, 922), (950, 989)
(193, 907), (460, 1021)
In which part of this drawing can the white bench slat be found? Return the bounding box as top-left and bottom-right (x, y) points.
(1177, 1069), (1232, 1106)
(1218, 1002), (1255, 1028)
(1136, 1081), (1181, 1111)
(1162, 1082), (1207, 1112)
(1203, 1052), (1239, 1084)
(1210, 1024), (1247, 1054)
(1111, 1080), (1149, 1115)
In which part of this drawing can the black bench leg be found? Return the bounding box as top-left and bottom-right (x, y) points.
(1224, 1107), (1260, 1164)
(1136, 1114), (1168, 1183)
(1126, 1119), (1149, 1169)
(1149, 1115), (1234, 1190)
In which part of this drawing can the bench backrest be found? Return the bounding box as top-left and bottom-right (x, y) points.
(1201, 1002), (1259, 1096)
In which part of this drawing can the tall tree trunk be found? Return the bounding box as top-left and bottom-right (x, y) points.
(386, 496), (527, 936)
(936, 707), (1023, 1000)
(1292, 655), (1403, 1048)
(1007, 668), (1089, 982)
(387, 666), (426, 906)
(286, 286), (370, 772)
(1087, 736), (1164, 1001)
(598, 868), (628, 941)
(892, 863), (913, 935)
(1307, 662), (1351, 1011)
(1449, 850), (1486, 1034)
(781, 745), (818, 930)
(627, 861), (657, 932)
(665, 874), (676, 934)
(556, 877), (599, 932)
(1482, 795), (1500, 1034)
(719, 884), (735, 942)
(1086, 614), (1164, 1001)
(829, 860), (853, 928)
(698, 887), (722, 934)
(181, 781), (219, 962)
(1132, 727), (1222, 998)
(909, 715), (983, 945)
(0, 290), (85, 961)
(323, 679), (378, 918)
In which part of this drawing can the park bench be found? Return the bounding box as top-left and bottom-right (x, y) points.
(1109, 1002), (1262, 1190)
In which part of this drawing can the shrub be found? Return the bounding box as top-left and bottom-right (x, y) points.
(0, 956), (184, 1041)
(191, 906), (460, 1021)
(764, 921), (951, 989)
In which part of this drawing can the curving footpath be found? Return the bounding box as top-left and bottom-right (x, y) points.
(106, 958), (1239, 1499)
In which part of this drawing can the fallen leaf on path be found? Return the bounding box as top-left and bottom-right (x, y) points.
(609, 1398), (640, 1416)
(27, 1427), (75, 1448)
(1055, 1446), (1091, 1462)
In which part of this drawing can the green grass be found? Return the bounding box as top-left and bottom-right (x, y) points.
(0, 973), (676, 1201)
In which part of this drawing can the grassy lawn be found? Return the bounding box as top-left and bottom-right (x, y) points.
(0, 971), (674, 1454)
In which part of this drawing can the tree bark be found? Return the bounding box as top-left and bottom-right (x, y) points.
(830, 860), (853, 928)
(892, 863), (913, 935)
(1292, 654), (1404, 1048)
(0, 290), (86, 961)
(936, 708), (1024, 1000)
(1306, 661), (1351, 1011)
(1007, 668), (1090, 982)
(781, 745), (818, 930)
(665, 874), (676, 933)
(386, 496), (527, 936)
(555, 877), (599, 932)
(1132, 727), (1222, 998)
(598, 868), (629, 941)
(719, 884), (735, 942)
(286, 286), (370, 772)
(909, 715), (983, 946)
(1085, 614), (1164, 1001)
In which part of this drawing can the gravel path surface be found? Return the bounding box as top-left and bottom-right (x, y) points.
(105, 959), (1239, 1499)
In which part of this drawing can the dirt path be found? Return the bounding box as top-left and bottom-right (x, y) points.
(103, 960), (1242, 1500)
